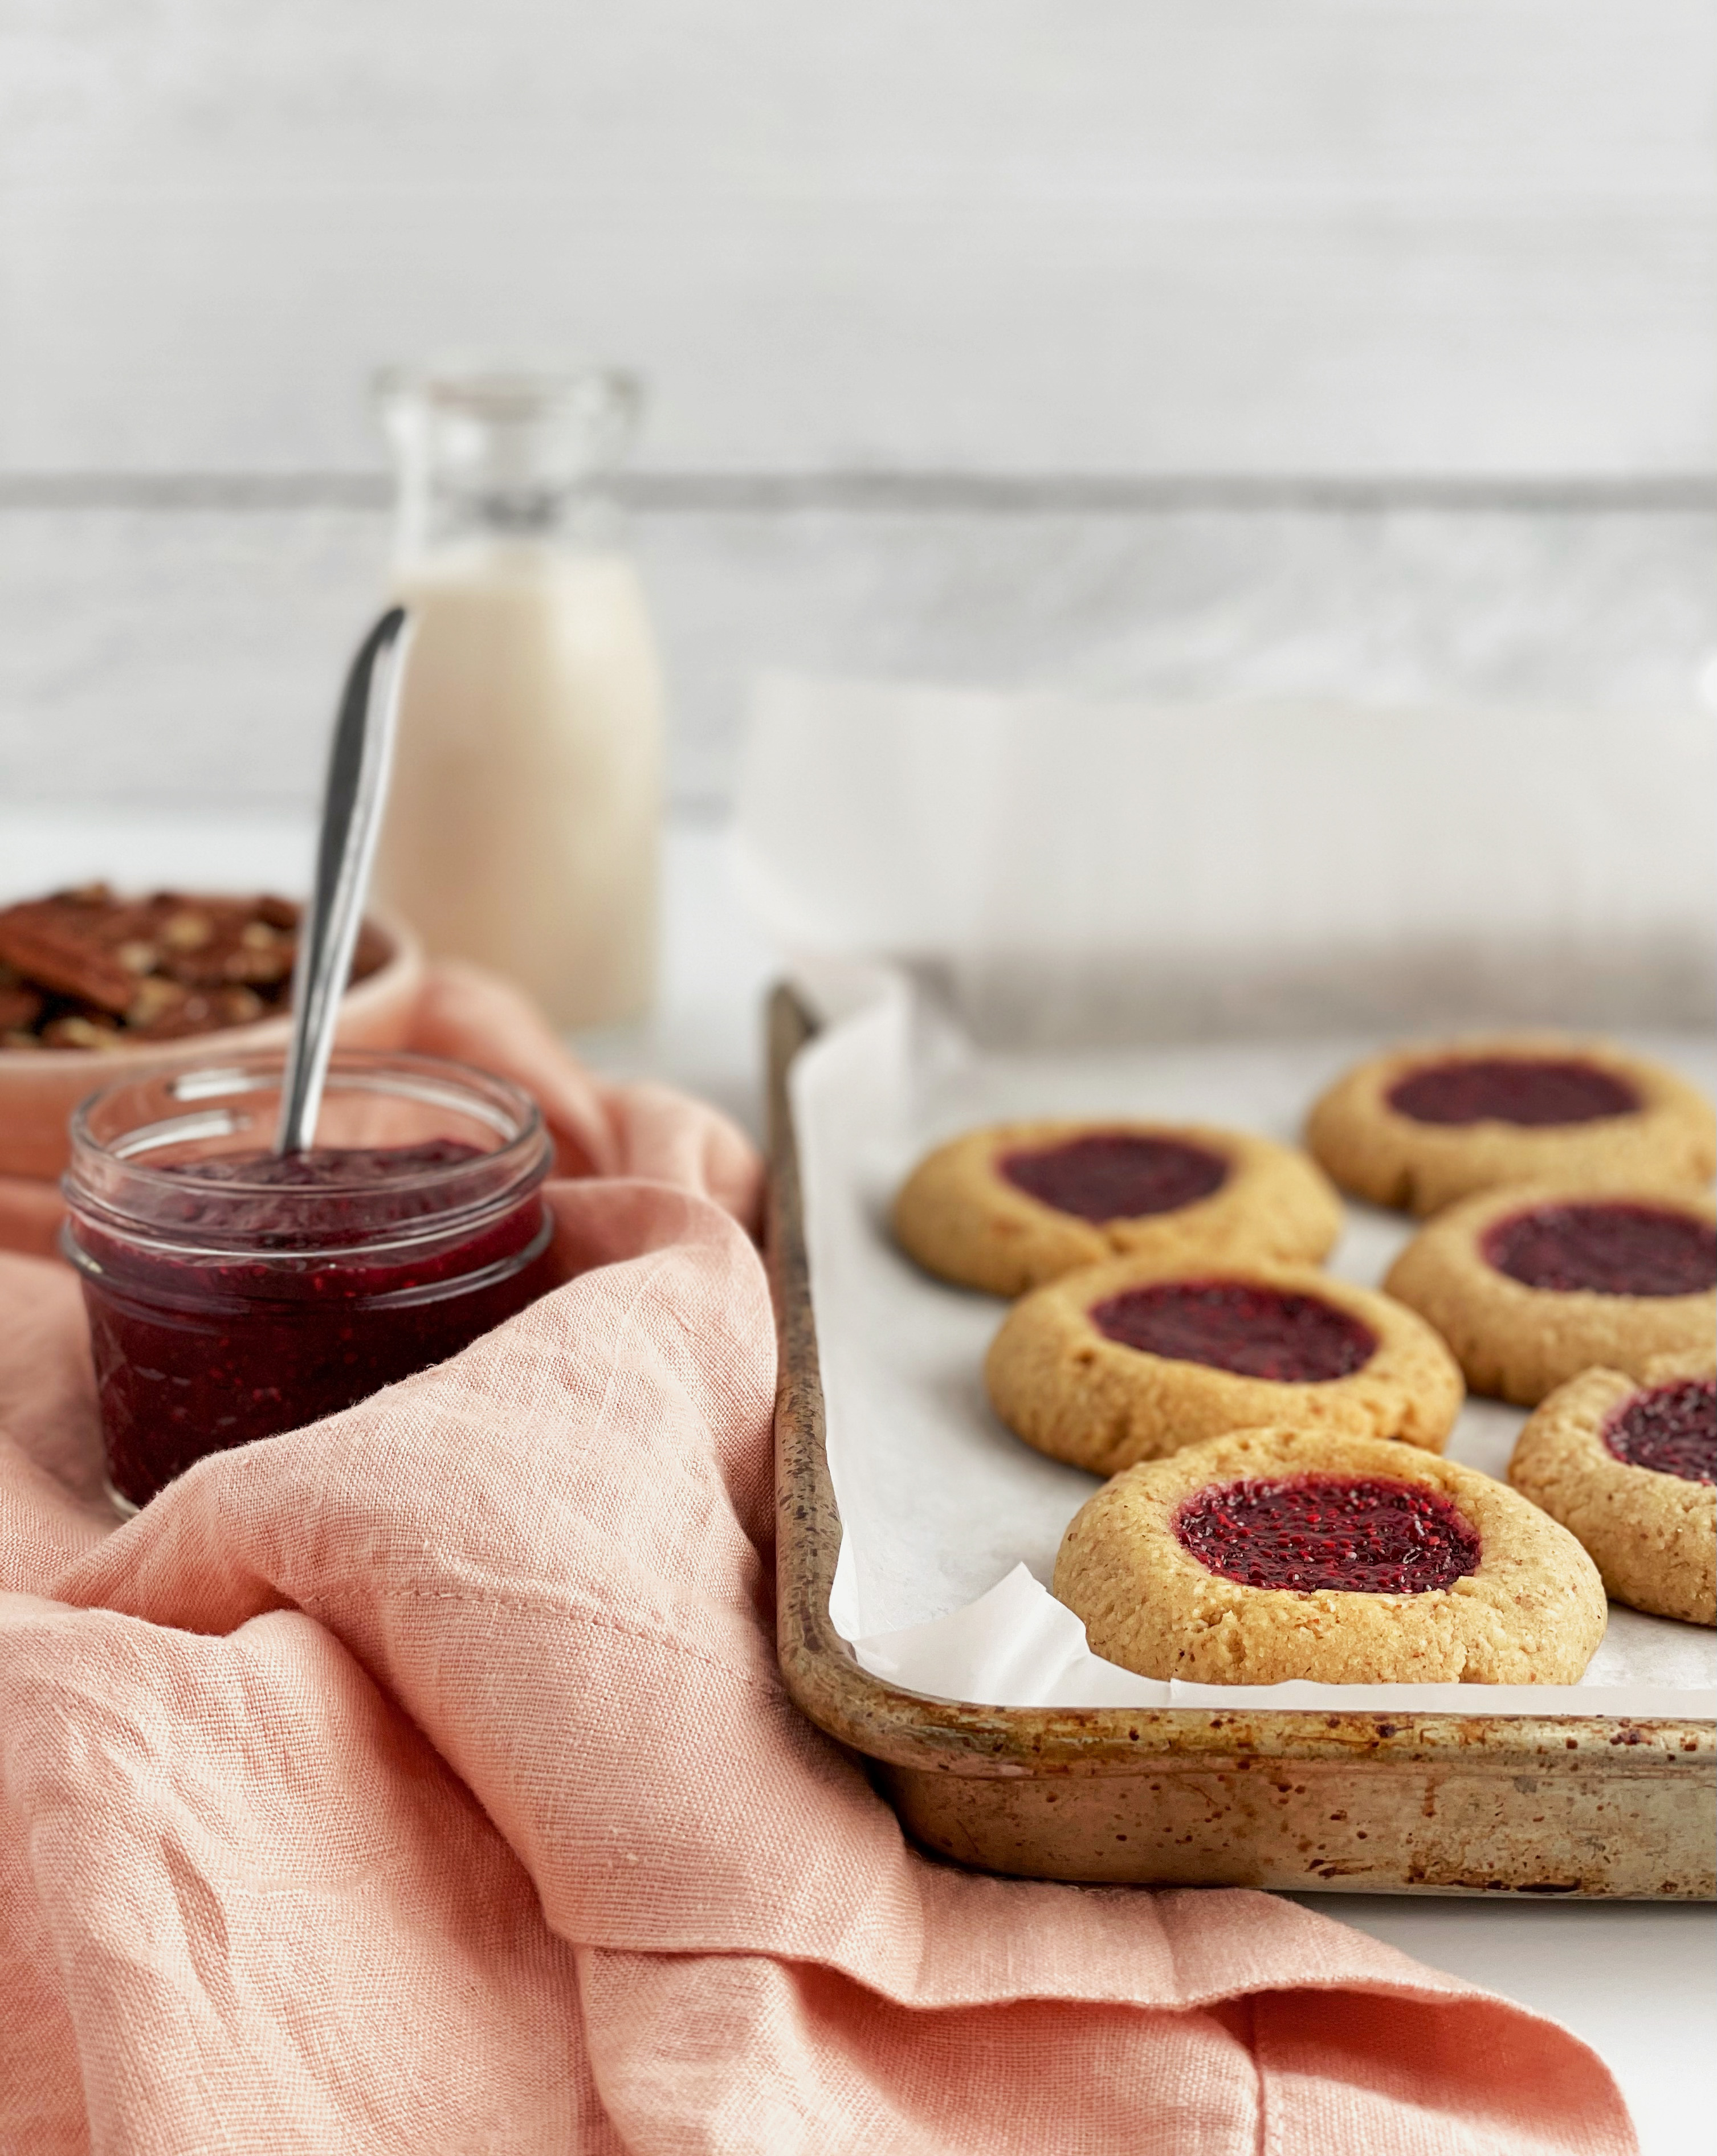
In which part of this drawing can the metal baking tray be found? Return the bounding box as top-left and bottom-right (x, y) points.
(765, 987), (1715, 1898)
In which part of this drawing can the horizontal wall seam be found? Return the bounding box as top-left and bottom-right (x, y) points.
(3, 473), (1716, 514)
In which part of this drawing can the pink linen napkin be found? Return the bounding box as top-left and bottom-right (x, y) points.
(0, 966), (1635, 2153)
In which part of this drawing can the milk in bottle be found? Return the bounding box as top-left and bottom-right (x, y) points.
(373, 366), (663, 1029)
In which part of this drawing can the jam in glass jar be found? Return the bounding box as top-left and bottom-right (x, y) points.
(63, 1051), (558, 1509)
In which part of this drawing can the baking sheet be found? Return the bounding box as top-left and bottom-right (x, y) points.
(792, 971), (1717, 1716)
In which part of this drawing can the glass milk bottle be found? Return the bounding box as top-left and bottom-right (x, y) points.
(372, 365), (663, 1029)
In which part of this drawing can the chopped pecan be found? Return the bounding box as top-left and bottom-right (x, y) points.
(42, 1013), (121, 1051)
(158, 901), (295, 987)
(125, 976), (190, 1028)
(0, 901), (141, 1012)
(160, 909), (214, 952)
(215, 986), (266, 1026)
(124, 988), (222, 1040)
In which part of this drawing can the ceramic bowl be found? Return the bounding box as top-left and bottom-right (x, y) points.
(0, 907), (425, 1181)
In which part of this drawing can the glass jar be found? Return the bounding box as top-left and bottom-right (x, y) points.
(372, 362), (664, 1030)
(62, 1052), (558, 1509)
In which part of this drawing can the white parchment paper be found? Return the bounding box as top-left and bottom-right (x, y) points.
(737, 678), (1717, 1039)
(792, 973), (1717, 1716)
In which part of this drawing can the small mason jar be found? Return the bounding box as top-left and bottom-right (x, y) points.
(62, 1052), (558, 1509)
(371, 362), (664, 1030)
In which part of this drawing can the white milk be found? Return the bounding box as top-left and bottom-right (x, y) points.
(374, 542), (664, 1030)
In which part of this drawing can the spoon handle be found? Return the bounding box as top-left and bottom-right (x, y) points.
(274, 606), (415, 1156)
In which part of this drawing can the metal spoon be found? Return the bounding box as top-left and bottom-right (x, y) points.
(274, 606), (415, 1155)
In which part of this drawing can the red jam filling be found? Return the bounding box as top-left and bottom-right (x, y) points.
(1387, 1056), (1639, 1127)
(78, 1142), (557, 1508)
(1174, 1473), (1482, 1593)
(145, 1138), (487, 1231)
(1603, 1377), (1716, 1484)
(1481, 1202), (1717, 1298)
(999, 1132), (1229, 1223)
(1088, 1279), (1376, 1382)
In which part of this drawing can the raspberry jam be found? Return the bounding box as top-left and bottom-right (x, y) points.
(1090, 1279), (1376, 1382)
(1481, 1202), (1717, 1297)
(1174, 1473), (1482, 1593)
(63, 1053), (558, 1508)
(1604, 1377), (1716, 1484)
(1387, 1056), (1639, 1127)
(1000, 1132), (1228, 1223)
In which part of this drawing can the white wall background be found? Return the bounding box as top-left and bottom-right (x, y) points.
(2, 0), (1714, 810)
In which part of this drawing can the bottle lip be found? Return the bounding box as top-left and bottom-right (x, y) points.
(373, 361), (643, 426)
(63, 1048), (553, 1260)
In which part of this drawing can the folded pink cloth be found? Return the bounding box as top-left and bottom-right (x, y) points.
(0, 966), (1634, 2153)
(0, 961), (762, 1259)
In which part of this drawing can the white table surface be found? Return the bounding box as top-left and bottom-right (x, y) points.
(3, 803), (1712, 2151)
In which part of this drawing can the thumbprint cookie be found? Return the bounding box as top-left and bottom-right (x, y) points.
(1510, 1349), (1715, 1626)
(984, 1255), (1462, 1475)
(892, 1118), (1341, 1296)
(1306, 1034), (1714, 1216)
(1384, 1181), (1716, 1406)
(1053, 1424), (1606, 1685)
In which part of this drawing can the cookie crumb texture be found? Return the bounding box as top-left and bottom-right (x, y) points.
(1386, 1183), (1717, 1406)
(1054, 1425), (1608, 1684)
(1306, 1034), (1715, 1216)
(892, 1118), (1341, 1296)
(1509, 1355), (1716, 1626)
(986, 1256), (1462, 1474)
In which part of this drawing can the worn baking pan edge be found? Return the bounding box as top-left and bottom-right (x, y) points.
(765, 983), (1715, 1896)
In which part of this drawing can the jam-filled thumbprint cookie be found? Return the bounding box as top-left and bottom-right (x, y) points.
(984, 1255), (1462, 1475)
(1510, 1349), (1715, 1626)
(1384, 1181), (1716, 1406)
(1306, 1034), (1714, 1216)
(892, 1118), (1342, 1297)
(1053, 1425), (1607, 1685)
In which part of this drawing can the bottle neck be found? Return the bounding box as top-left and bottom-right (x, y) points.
(392, 471), (627, 566)
(378, 366), (641, 566)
